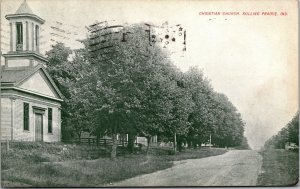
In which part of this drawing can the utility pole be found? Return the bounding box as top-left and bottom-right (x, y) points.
(209, 133), (212, 149)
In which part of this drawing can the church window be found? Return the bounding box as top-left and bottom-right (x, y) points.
(48, 108), (53, 133)
(35, 25), (39, 48)
(16, 22), (23, 50)
(23, 102), (29, 130)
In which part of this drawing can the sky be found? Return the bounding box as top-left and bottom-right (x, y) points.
(1, 0), (298, 149)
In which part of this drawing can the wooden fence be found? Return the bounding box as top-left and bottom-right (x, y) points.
(64, 138), (141, 147)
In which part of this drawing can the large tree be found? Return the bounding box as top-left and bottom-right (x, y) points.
(46, 42), (95, 141)
(45, 43), (74, 141)
(84, 24), (187, 159)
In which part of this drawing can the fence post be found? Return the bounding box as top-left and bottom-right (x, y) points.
(6, 140), (9, 153)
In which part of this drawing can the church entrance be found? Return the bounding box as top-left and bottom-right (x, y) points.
(35, 113), (43, 142)
(33, 106), (46, 142)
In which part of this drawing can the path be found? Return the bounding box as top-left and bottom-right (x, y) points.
(111, 150), (263, 186)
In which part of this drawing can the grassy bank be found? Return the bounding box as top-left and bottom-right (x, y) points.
(1, 142), (227, 187)
(257, 149), (299, 186)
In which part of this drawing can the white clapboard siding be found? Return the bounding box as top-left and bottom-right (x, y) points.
(1, 98), (12, 140)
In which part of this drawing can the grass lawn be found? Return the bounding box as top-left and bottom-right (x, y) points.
(1, 142), (227, 187)
(257, 149), (299, 186)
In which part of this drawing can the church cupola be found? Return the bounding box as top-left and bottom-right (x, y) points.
(3, 0), (48, 69)
(5, 0), (45, 53)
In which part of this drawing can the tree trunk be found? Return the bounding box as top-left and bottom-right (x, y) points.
(77, 131), (81, 144)
(173, 132), (177, 154)
(146, 136), (151, 155)
(193, 140), (198, 148)
(127, 132), (135, 154)
(96, 132), (100, 146)
(177, 136), (182, 152)
(111, 133), (117, 160)
(187, 139), (192, 149)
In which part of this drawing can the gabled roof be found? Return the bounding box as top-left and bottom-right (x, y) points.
(1, 64), (64, 100)
(15, 1), (34, 14)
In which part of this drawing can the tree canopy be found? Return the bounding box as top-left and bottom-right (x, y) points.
(45, 23), (249, 159)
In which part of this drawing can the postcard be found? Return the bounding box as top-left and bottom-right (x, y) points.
(0, 0), (298, 187)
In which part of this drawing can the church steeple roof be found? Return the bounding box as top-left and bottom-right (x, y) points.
(5, 0), (45, 24)
(15, 0), (34, 14)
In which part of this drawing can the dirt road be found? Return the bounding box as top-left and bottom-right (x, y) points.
(111, 150), (263, 186)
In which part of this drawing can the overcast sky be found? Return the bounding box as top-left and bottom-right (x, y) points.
(1, 0), (298, 149)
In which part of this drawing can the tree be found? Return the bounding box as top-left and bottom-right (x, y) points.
(85, 24), (186, 159)
(151, 70), (194, 153)
(184, 67), (215, 148)
(264, 111), (299, 149)
(46, 42), (95, 141)
(45, 43), (73, 141)
(210, 93), (245, 147)
(287, 112), (299, 145)
(183, 67), (247, 148)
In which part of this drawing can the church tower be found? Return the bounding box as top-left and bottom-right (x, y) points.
(3, 0), (47, 68)
(1, 0), (63, 142)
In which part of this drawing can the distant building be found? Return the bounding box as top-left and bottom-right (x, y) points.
(1, 1), (63, 142)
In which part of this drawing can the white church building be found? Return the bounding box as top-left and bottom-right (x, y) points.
(1, 1), (63, 142)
